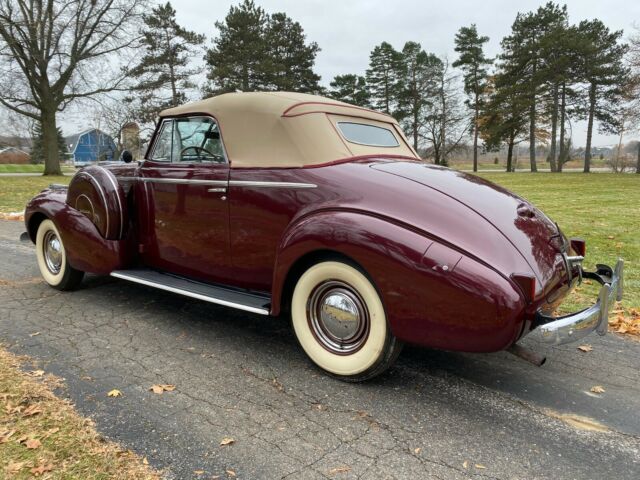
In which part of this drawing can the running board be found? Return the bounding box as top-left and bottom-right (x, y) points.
(110, 269), (271, 315)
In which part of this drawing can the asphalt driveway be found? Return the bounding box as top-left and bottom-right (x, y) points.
(1, 219), (638, 479)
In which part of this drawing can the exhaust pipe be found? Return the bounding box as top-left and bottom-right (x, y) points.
(507, 343), (546, 367)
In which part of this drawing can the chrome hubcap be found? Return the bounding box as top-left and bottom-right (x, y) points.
(43, 230), (62, 274)
(308, 281), (369, 354)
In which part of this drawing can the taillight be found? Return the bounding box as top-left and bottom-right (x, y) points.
(511, 273), (537, 303)
(570, 238), (586, 257)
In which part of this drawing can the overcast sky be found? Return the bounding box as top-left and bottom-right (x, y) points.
(67, 0), (640, 146)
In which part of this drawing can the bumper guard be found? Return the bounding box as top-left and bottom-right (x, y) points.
(532, 259), (624, 345)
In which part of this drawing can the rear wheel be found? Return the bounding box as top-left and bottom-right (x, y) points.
(35, 219), (84, 291)
(291, 260), (402, 382)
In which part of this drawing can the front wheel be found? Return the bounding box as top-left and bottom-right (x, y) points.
(291, 260), (402, 382)
(35, 219), (84, 291)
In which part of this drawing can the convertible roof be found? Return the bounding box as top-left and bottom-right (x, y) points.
(160, 92), (417, 168)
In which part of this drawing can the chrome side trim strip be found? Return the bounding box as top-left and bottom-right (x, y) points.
(229, 180), (317, 189)
(118, 177), (316, 189)
(118, 177), (228, 186)
(110, 272), (270, 316)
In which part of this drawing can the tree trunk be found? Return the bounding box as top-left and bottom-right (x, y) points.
(413, 105), (419, 151)
(637, 141), (640, 174)
(529, 102), (537, 172)
(473, 93), (479, 172)
(584, 83), (596, 173)
(558, 83), (566, 173)
(506, 139), (514, 173)
(549, 84), (559, 173)
(440, 83), (447, 166)
(41, 106), (61, 176)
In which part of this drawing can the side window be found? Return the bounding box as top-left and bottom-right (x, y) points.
(174, 117), (225, 163)
(151, 121), (174, 162)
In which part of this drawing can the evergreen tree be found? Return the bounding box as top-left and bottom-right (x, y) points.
(127, 2), (205, 124)
(31, 123), (67, 165)
(262, 13), (321, 92)
(396, 42), (442, 150)
(365, 42), (403, 114)
(499, 3), (568, 172)
(480, 73), (530, 172)
(453, 24), (492, 172)
(575, 20), (628, 172)
(329, 74), (370, 107)
(205, 1), (320, 94)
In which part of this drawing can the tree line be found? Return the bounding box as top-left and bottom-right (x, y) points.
(0, 0), (638, 175)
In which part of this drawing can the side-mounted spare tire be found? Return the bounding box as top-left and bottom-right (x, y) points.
(66, 165), (128, 240)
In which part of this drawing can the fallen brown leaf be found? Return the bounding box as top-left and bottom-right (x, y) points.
(577, 344), (593, 352)
(25, 438), (41, 449)
(29, 331), (41, 337)
(414, 447), (422, 454)
(328, 466), (351, 475)
(30, 463), (54, 476)
(220, 437), (235, 446)
(29, 369), (45, 377)
(107, 389), (122, 397)
(23, 404), (43, 417)
(193, 470), (205, 475)
(7, 461), (27, 474)
(143, 457), (149, 465)
(226, 468), (236, 477)
(590, 386), (605, 394)
(149, 384), (176, 394)
(475, 464), (487, 469)
(0, 429), (16, 443)
(462, 460), (469, 469)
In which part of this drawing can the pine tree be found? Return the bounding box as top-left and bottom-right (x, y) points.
(128, 2), (205, 124)
(499, 2), (568, 172)
(31, 123), (67, 165)
(329, 75), (370, 107)
(206, 0), (268, 93)
(396, 42), (442, 150)
(205, 1), (320, 94)
(365, 42), (403, 114)
(262, 13), (321, 92)
(575, 20), (628, 173)
(480, 73), (530, 172)
(453, 24), (492, 172)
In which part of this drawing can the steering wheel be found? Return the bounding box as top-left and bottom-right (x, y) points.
(179, 146), (223, 162)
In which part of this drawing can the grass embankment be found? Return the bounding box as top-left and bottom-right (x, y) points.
(0, 164), (75, 174)
(0, 347), (158, 479)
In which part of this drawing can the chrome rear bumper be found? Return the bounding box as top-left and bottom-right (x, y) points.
(533, 259), (624, 345)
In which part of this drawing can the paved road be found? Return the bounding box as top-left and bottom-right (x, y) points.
(1, 219), (638, 479)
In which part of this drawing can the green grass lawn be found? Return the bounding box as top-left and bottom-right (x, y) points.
(0, 172), (637, 312)
(478, 172), (638, 313)
(0, 176), (71, 213)
(0, 164), (75, 174)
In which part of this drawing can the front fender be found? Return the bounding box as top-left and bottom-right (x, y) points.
(272, 210), (526, 352)
(25, 190), (134, 275)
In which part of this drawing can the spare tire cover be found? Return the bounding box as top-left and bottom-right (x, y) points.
(66, 165), (127, 240)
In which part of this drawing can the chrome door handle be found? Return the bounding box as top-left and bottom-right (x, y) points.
(207, 187), (227, 193)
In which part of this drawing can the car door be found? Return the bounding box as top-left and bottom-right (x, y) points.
(140, 116), (232, 284)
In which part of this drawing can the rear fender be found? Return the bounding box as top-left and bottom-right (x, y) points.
(272, 210), (525, 352)
(25, 190), (133, 275)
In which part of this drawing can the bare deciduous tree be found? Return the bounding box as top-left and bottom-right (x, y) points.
(0, 0), (146, 175)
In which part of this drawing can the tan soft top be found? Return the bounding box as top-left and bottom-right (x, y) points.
(160, 92), (417, 168)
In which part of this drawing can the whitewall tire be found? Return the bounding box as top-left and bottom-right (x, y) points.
(35, 219), (84, 291)
(291, 260), (402, 381)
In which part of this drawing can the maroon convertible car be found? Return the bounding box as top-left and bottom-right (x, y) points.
(23, 92), (623, 381)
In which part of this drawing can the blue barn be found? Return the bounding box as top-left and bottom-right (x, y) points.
(67, 129), (117, 166)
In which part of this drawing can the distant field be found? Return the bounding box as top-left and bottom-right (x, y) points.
(0, 171), (636, 313)
(0, 164), (75, 174)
